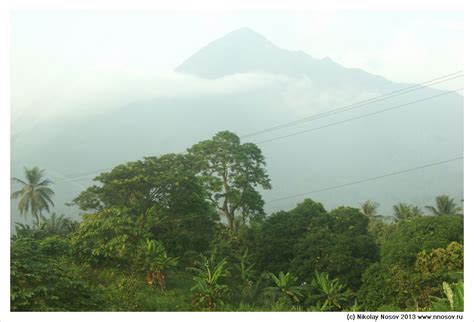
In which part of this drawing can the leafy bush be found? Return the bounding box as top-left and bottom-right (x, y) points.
(291, 206), (378, 288)
(11, 235), (105, 311)
(381, 215), (463, 268)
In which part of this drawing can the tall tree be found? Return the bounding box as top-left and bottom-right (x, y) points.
(188, 131), (271, 231)
(11, 167), (55, 225)
(425, 195), (462, 216)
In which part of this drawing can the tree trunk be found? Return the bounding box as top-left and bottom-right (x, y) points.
(228, 214), (235, 231)
(35, 211), (41, 226)
(222, 172), (235, 231)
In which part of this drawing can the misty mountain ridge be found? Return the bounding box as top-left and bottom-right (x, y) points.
(176, 27), (395, 92)
(10, 27), (463, 230)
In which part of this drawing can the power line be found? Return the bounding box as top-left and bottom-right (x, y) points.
(64, 156), (463, 221)
(241, 71), (463, 139)
(243, 72), (462, 138)
(54, 170), (110, 184)
(266, 156), (464, 203)
(58, 167), (113, 179)
(256, 87), (463, 145)
(54, 86), (463, 185)
(51, 72), (464, 185)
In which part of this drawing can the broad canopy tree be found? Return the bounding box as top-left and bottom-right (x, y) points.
(72, 153), (218, 258)
(72, 153), (204, 214)
(188, 131), (271, 231)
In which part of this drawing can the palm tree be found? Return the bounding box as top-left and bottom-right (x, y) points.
(39, 213), (79, 235)
(392, 202), (422, 223)
(425, 195), (462, 216)
(360, 200), (382, 220)
(11, 167), (55, 225)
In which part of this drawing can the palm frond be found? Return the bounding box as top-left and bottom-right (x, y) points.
(11, 177), (27, 186)
(37, 179), (54, 187)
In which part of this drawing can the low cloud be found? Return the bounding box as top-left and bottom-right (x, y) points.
(11, 68), (291, 129)
(11, 66), (383, 137)
(279, 76), (382, 118)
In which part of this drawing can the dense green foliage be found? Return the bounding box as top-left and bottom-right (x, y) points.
(381, 215), (463, 267)
(359, 223), (463, 311)
(254, 199), (327, 274)
(292, 206), (378, 288)
(11, 225), (105, 311)
(72, 153), (217, 258)
(10, 131), (464, 312)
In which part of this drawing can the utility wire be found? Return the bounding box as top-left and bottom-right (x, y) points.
(58, 167), (113, 179)
(241, 71), (463, 139)
(49, 72), (464, 185)
(266, 156), (463, 203)
(67, 156), (463, 221)
(53, 172), (103, 184)
(53, 86), (463, 184)
(53, 83), (460, 185)
(256, 87), (463, 145)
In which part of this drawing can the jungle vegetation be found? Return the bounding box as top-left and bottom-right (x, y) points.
(10, 131), (464, 312)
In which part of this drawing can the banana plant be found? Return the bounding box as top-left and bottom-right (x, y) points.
(308, 271), (352, 311)
(430, 280), (463, 311)
(443, 281), (463, 311)
(265, 271), (304, 305)
(188, 254), (230, 311)
(141, 239), (179, 291)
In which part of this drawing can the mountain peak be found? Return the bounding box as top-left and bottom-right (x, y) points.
(220, 27), (274, 44)
(230, 27), (258, 34)
(175, 28), (285, 79)
(204, 27), (279, 52)
(174, 28), (385, 90)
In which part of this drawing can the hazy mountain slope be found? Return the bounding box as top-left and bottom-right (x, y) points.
(176, 28), (396, 91)
(11, 28), (463, 229)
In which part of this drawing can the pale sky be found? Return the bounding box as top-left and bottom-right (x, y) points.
(11, 11), (463, 121)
